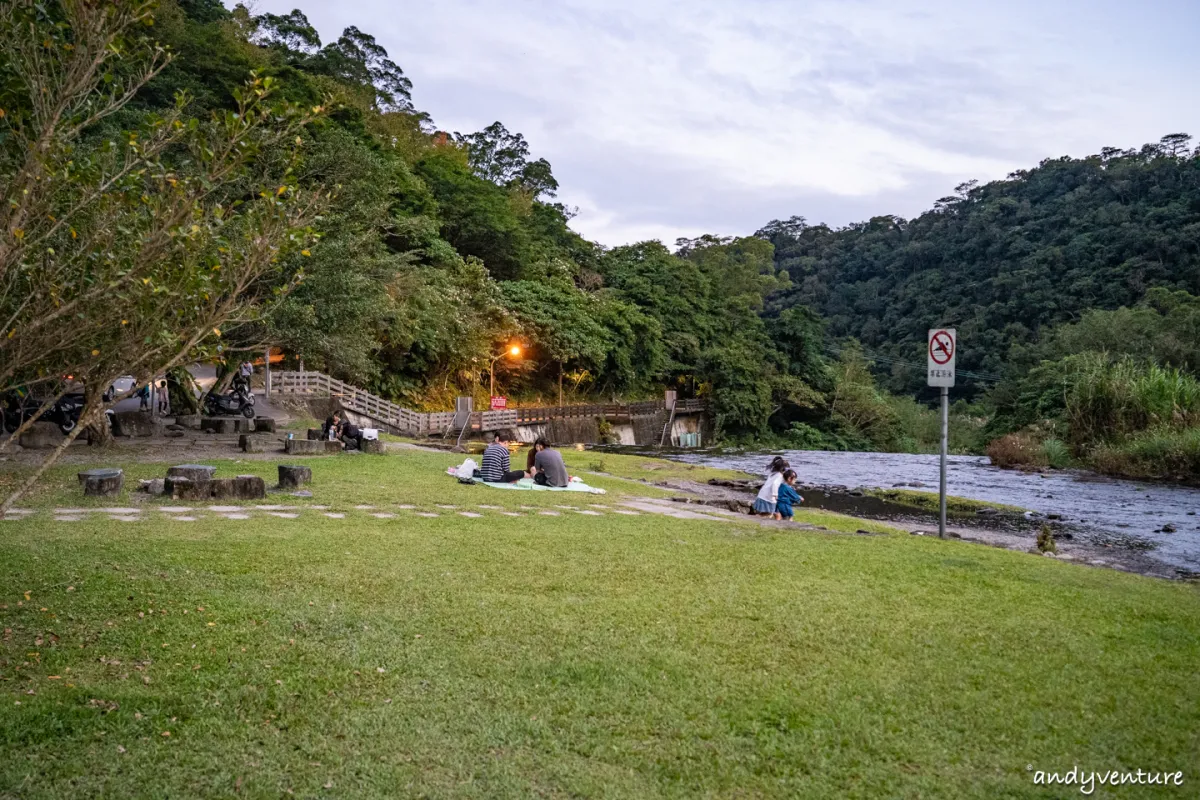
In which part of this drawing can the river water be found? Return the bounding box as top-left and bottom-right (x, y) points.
(666, 450), (1200, 573)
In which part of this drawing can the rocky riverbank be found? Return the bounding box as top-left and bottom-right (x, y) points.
(652, 476), (1191, 581)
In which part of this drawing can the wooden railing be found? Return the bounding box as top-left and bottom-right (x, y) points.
(271, 371), (705, 436)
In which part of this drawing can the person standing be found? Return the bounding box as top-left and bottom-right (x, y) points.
(480, 430), (526, 483)
(530, 437), (569, 487)
(233, 360), (253, 393)
(157, 380), (170, 415)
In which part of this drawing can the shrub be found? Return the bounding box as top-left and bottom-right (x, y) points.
(986, 433), (1047, 469)
(784, 422), (829, 450)
(1088, 427), (1200, 481)
(1037, 524), (1057, 553)
(1039, 438), (1073, 469)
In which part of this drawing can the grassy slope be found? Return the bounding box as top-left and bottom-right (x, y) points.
(1, 450), (1198, 798)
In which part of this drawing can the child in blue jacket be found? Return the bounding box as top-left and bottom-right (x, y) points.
(775, 469), (803, 521)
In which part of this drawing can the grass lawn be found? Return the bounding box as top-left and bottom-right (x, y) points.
(1, 449), (1198, 798)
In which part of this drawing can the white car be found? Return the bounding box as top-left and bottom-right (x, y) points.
(104, 375), (137, 401)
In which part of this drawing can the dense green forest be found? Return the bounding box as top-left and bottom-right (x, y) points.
(101, 0), (820, 440)
(3, 0), (1199, 485)
(758, 139), (1200, 398)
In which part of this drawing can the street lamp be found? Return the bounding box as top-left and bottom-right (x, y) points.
(489, 345), (521, 397)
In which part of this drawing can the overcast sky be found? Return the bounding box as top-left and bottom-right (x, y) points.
(238, 0), (1200, 247)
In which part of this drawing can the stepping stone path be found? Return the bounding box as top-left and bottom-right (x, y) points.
(15, 500), (718, 528)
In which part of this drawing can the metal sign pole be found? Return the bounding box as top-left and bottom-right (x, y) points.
(939, 386), (948, 539)
(927, 327), (956, 540)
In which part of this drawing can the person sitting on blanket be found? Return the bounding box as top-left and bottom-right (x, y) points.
(481, 429), (526, 483)
(530, 437), (569, 487)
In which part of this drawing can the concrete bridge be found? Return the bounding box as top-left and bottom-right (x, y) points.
(269, 371), (707, 447)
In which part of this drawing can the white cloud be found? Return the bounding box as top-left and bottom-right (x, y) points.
(242, 0), (1200, 245)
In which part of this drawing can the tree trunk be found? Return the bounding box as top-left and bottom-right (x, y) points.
(558, 363), (564, 408)
(85, 383), (113, 447)
(167, 366), (201, 415)
(213, 360), (235, 394)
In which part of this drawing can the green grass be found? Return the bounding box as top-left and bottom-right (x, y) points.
(866, 488), (1027, 515)
(560, 448), (746, 485)
(2, 451), (1199, 798)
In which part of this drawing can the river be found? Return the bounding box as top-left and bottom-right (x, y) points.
(664, 449), (1200, 574)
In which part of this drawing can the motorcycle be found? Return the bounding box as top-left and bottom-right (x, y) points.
(2, 391), (87, 435)
(203, 384), (256, 418)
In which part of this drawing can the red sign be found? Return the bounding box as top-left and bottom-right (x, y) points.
(490, 396), (507, 410)
(929, 330), (955, 365)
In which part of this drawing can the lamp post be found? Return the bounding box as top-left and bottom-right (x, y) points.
(489, 344), (521, 398)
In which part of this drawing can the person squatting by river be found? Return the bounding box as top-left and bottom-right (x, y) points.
(754, 456), (790, 519)
(776, 469), (804, 521)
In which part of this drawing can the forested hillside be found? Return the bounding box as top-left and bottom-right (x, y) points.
(758, 141), (1200, 398)
(97, 0), (812, 439)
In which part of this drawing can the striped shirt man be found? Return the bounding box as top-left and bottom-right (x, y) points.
(481, 438), (524, 483)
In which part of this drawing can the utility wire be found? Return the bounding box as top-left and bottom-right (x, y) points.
(822, 344), (1004, 383)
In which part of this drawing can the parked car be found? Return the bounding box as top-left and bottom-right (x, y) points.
(103, 375), (137, 402)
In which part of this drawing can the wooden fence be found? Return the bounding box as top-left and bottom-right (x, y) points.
(271, 371), (704, 436)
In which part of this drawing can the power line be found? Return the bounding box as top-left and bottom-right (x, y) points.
(821, 344), (1004, 383)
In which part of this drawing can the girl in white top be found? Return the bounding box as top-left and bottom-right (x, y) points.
(752, 456), (789, 518)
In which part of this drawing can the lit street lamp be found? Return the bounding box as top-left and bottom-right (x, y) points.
(489, 344), (521, 397)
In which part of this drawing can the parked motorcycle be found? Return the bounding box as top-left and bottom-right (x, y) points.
(203, 385), (255, 418)
(1, 391), (86, 435)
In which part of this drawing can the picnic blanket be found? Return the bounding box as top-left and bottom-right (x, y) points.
(444, 467), (606, 495)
